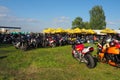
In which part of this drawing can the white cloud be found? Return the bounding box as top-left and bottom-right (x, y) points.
(0, 6), (9, 13)
(0, 6), (9, 18)
(0, 6), (42, 32)
(26, 18), (40, 23)
(51, 16), (71, 29)
(0, 6), (40, 23)
(107, 21), (116, 25)
(53, 16), (70, 23)
(107, 20), (120, 25)
(0, 14), (7, 17)
(106, 20), (120, 29)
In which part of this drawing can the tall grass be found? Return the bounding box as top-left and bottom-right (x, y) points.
(0, 44), (120, 80)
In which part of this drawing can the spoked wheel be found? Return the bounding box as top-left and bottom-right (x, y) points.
(84, 54), (95, 68)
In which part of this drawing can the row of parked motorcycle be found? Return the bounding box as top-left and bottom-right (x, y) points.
(72, 38), (120, 68)
(11, 34), (70, 51)
(1, 33), (120, 68)
(0, 33), (88, 51)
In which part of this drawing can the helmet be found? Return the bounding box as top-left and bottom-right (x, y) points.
(106, 38), (111, 43)
(75, 39), (81, 44)
(114, 39), (119, 44)
(109, 41), (115, 47)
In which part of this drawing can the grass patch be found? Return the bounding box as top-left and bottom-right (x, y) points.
(0, 44), (120, 80)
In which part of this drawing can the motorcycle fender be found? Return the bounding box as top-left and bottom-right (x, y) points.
(50, 41), (54, 43)
(108, 60), (116, 66)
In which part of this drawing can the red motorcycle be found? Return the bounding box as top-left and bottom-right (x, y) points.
(72, 41), (96, 68)
(45, 36), (56, 48)
(49, 39), (56, 47)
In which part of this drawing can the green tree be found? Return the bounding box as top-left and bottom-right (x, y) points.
(72, 17), (84, 29)
(89, 5), (106, 29)
(83, 22), (90, 29)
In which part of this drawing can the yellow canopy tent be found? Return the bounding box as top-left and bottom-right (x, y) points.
(43, 28), (55, 34)
(81, 28), (87, 34)
(87, 29), (96, 34)
(100, 28), (117, 34)
(73, 28), (81, 33)
(65, 29), (74, 34)
(55, 28), (65, 33)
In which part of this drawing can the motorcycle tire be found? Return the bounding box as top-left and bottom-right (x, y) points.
(84, 54), (95, 68)
(20, 43), (28, 51)
(51, 43), (56, 48)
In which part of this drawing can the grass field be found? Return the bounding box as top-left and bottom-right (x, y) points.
(0, 44), (120, 80)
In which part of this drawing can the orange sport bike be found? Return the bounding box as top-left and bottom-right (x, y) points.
(97, 40), (120, 67)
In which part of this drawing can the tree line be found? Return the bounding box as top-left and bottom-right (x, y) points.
(72, 5), (106, 29)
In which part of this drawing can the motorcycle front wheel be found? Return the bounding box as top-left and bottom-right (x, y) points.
(84, 54), (95, 68)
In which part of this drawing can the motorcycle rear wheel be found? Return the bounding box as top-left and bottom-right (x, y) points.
(20, 43), (28, 51)
(84, 54), (95, 68)
(51, 42), (56, 48)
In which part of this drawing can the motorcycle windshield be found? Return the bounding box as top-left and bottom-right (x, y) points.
(75, 44), (84, 51)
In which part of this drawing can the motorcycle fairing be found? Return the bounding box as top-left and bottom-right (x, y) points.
(82, 47), (93, 54)
(107, 47), (120, 54)
(75, 44), (84, 51)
